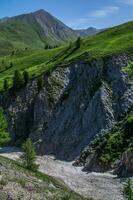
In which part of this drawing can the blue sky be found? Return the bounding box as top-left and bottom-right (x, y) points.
(0, 0), (132, 29)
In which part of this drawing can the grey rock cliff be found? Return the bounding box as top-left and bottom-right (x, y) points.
(114, 150), (133, 177)
(0, 53), (132, 161)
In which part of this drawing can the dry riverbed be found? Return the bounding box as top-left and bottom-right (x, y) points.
(0, 147), (125, 200)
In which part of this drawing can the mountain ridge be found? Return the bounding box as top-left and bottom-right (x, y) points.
(76, 27), (103, 37)
(0, 9), (78, 55)
(0, 9), (104, 55)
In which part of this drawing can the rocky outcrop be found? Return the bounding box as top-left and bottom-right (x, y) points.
(0, 53), (133, 161)
(114, 150), (133, 177)
(74, 149), (107, 172)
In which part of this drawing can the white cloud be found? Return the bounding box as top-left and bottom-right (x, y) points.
(67, 6), (119, 28)
(90, 6), (119, 18)
(120, 0), (133, 5)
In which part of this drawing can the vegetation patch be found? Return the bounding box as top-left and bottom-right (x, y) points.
(89, 113), (133, 166)
(0, 107), (10, 146)
(123, 62), (133, 79)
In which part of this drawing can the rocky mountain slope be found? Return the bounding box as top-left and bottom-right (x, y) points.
(74, 112), (133, 173)
(0, 20), (133, 163)
(0, 9), (105, 56)
(0, 9), (78, 55)
(1, 52), (132, 162)
(0, 16), (133, 200)
(76, 27), (103, 37)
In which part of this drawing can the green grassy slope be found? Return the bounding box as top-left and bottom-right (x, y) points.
(0, 10), (78, 56)
(0, 21), (133, 91)
(0, 47), (64, 90)
(56, 21), (133, 63)
(0, 14), (46, 55)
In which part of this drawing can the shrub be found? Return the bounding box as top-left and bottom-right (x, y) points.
(21, 138), (39, 171)
(89, 113), (133, 166)
(23, 70), (29, 85)
(3, 79), (9, 91)
(13, 70), (24, 90)
(123, 179), (133, 200)
(124, 115), (133, 138)
(44, 44), (49, 49)
(75, 37), (81, 49)
(62, 195), (71, 200)
(10, 62), (13, 68)
(0, 178), (8, 186)
(16, 177), (27, 188)
(0, 107), (10, 146)
(11, 51), (15, 56)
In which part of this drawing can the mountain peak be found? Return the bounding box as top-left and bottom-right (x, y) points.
(33, 9), (49, 16)
(35, 9), (45, 12)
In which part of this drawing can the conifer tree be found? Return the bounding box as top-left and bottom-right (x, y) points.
(21, 138), (38, 171)
(3, 79), (9, 91)
(13, 70), (24, 89)
(23, 70), (29, 85)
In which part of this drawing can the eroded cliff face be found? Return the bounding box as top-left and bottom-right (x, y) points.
(0, 53), (133, 161)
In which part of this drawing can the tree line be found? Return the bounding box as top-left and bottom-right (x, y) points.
(3, 70), (43, 91)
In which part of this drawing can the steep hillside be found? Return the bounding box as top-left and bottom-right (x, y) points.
(56, 21), (133, 64)
(33, 10), (77, 43)
(74, 112), (133, 172)
(0, 21), (132, 162)
(0, 9), (77, 55)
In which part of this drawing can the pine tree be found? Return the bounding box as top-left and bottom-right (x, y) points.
(11, 51), (15, 56)
(13, 70), (24, 90)
(23, 70), (29, 85)
(44, 44), (49, 49)
(21, 138), (39, 171)
(3, 79), (9, 91)
(10, 62), (13, 68)
(76, 37), (81, 49)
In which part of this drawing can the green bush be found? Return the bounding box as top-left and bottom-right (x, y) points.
(3, 79), (9, 91)
(123, 179), (133, 200)
(124, 115), (133, 138)
(75, 37), (81, 49)
(21, 138), (39, 171)
(23, 70), (29, 85)
(13, 70), (24, 90)
(91, 114), (133, 166)
(0, 178), (8, 186)
(10, 62), (13, 68)
(16, 177), (27, 188)
(0, 107), (10, 146)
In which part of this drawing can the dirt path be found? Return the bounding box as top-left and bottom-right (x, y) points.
(0, 147), (124, 200)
